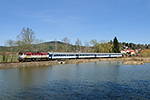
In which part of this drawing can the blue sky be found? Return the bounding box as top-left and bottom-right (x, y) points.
(0, 0), (150, 46)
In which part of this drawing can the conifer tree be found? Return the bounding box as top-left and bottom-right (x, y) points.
(113, 37), (120, 53)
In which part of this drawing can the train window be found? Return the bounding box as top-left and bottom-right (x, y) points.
(19, 53), (23, 55)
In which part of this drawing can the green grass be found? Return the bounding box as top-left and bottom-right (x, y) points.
(0, 54), (18, 63)
(0, 55), (3, 62)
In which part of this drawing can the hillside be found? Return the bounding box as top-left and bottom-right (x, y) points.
(0, 41), (75, 52)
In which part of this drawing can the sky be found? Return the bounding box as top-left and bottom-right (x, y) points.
(0, 0), (150, 46)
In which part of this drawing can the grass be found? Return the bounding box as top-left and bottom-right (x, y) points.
(0, 54), (18, 63)
(140, 49), (150, 57)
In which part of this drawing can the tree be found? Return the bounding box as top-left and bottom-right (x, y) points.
(89, 39), (113, 53)
(112, 37), (120, 53)
(75, 38), (82, 52)
(16, 27), (36, 52)
(110, 40), (113, 44)
(84, 41), (91, 52)
(61, 37), (71, 52)
(1, 46), (10, 62)
(90, 39), (98, 46)
(2, 47), (6, 62)
(54, 39), (57, 52)
(125, 43), (128, 47)
(5, 39), (17, 62)
(122, 42), (126, 46)
(94, 43), (100, 53)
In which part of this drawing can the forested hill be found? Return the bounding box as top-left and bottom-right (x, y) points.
(0, 41), (75, 52)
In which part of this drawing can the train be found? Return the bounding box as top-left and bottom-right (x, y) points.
(18, 52), (123, 62)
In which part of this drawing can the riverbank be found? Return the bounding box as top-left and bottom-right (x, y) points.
(0, 57), (150, 69)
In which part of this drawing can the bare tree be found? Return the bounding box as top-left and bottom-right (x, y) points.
(52, 39), (58, 52)
(75, 38), (82, 52)
(61, 37), (71, 52)
(84, 41), (91, 52)
(54, 39), (57, 52)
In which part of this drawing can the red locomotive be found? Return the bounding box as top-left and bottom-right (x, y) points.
(18, 52), (49, 62)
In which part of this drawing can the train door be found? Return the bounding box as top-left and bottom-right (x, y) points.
(109, 54), (111, 57)
(49, 54), (52, 59)
(95, 54), (97, 58)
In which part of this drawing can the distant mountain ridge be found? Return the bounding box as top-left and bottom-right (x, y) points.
(45, 41), (65, 45)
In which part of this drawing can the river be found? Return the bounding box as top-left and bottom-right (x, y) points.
(0, 61), (150, 100)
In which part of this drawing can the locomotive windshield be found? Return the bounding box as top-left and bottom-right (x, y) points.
(19, 52), (23, 55)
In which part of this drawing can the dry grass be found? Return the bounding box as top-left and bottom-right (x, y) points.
(140, 49), (150, 57)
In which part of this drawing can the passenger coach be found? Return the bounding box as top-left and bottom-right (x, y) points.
(48, 52), (122, 59)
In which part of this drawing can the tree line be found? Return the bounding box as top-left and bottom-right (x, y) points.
(0, 27), (120, 62)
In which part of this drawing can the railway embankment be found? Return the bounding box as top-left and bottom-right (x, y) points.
(0, 57), (150, 69)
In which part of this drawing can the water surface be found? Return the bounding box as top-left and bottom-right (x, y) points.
(0, 61), (150, 99)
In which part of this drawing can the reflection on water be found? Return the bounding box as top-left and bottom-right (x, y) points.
(0, 61), (150, 99)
